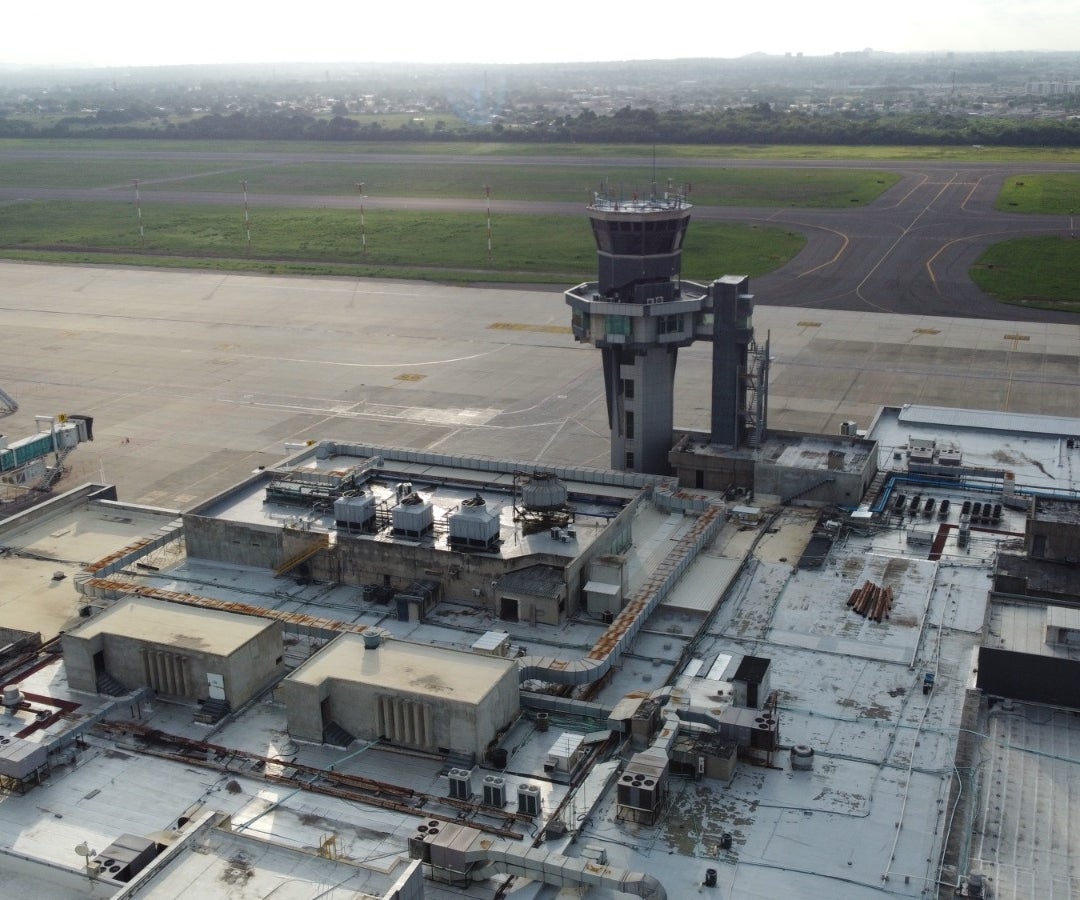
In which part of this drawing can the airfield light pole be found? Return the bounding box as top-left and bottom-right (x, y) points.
(355, 182), (367, 259)
(240, 180), (252, 255)
(132, 179), (144, 246)
(484, 184), (493, 264)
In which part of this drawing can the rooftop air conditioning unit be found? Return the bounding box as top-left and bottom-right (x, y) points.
(482, 775), (506, 809)
(447, 768), (473, 801)
(517, 783), (541, 817)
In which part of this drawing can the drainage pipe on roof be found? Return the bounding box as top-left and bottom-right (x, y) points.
(518, 505), (722, 687)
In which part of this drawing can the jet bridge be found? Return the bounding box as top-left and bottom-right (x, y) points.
(0, 414), (93, 489)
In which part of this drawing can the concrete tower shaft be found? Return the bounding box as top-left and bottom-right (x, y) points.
(567, 194), (705, 475)
(567, 192), (765, 474)
(711, 275), (754, 447)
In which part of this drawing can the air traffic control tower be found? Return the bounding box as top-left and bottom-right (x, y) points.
(566, 189), (769, 475)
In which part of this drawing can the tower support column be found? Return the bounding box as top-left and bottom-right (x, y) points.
(604, 346), (678, 474)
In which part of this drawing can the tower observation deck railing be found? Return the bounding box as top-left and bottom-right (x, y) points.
(589, 192), (690, 213)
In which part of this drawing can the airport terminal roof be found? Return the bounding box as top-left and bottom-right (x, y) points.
(871, 405), (1080, 495)
(988, 600), (1080, 660)
(135, 819), (418, 899)
(0, 485), (179, 640)
(758, 432), (874, 472)
(995, 552), (1080, 598)
(679, 430), (875, 474)
(1033, 496), (1080, 524)
(896, 403), (1080, 439)
(193, 446), (643, 563)
(4, 265), (1080, 899)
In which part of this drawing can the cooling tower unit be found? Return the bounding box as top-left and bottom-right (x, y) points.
(448, 494), (501, 551)
(392, 491), (434, 538)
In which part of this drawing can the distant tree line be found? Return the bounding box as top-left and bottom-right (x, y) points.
(1, 103), (1078, 146)
(544, 104), (1080, 147)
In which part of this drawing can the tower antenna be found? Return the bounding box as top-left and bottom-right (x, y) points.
(484, 184), (493, 265)
(355, 182), (367, 260)
(132, 179), (144, 246)
(240, 180), (252, 255)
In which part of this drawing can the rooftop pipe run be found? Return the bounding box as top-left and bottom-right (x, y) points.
(868, 469), (1076, 515)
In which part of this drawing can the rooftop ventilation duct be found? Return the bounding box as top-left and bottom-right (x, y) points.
(409, 821), (665, 899)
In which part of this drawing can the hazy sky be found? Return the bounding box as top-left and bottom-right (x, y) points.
(4, 0), (1072, 67)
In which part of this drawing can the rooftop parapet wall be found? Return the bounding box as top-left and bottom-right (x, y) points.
(323, 442), (669, 490)
(183, 468), (275, 518)
(183, 514), (283, 569)
(0, 482), (117, 536)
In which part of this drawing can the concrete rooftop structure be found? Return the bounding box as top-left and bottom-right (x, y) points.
(286, 632), (515, 701)
(64, 594), (274, 657)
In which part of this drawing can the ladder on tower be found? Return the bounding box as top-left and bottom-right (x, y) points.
(743, 354), (766, 449)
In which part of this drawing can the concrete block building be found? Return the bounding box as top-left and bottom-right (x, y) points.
(61, 597), (285, 710)
(1025, 497), (1080, 563)
(179, 445), (652, 627)
(281, 633), (520, 759)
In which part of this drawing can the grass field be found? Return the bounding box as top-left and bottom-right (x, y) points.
(995, 173), (1080, 214)
(0, 159), (237, 190)
(0, 201), (805, 284)
(0, 155), (898, 207)
(164, 163), (898, 207)
(971, 236), (1080, 313)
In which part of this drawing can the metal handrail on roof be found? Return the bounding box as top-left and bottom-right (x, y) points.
(518, 505), (723, 687)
